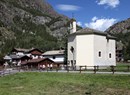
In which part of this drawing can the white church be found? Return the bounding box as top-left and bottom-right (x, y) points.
(67, 19), (116, 69)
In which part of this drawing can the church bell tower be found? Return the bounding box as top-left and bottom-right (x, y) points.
(70, 18), (77, 34)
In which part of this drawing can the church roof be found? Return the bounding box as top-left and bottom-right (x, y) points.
(69, 27), (116, 39)
(70, 18), (76, 22)
(69, 27), (106, 35)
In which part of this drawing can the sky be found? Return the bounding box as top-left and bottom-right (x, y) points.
(47, 0), (130, 31)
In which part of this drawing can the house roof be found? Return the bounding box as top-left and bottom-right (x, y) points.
(12, 48), (30, 52)
(42, 50), (65, 56)
(12, 48), (43, 54)
(3, 55), (12, 60)
(10, 54), (20, 59)
(28, 49), (43, 55)
(20, 55), (31, 59)
(21, 58), (54, 65)
(9, 55), (31, 60)
(69, 27), (116, 39)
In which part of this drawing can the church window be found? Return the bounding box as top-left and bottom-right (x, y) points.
(98, 51), (101, 57)
(109, 53), (112, 58)
(70, 46), (74, 53)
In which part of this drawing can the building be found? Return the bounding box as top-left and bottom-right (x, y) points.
(116, 41), (124, 62)
(11, 48), (43, 59)
(4, 54), (31, 66)
(42, 50), (65, 67)
(21, 58), (54, 69)
(3, 48), (43, 66)
(11, 48), (29, 56)
(68, 19), (116, 69)
(3, 55), (12, 62)
(27, 48), (43, 59)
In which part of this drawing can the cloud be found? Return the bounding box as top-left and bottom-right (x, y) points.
(56, 4), (81, 11)
(77, 21), (82, 26)
(97, 0), (120, 8)
(92, 16), (98, 21)
(85, 16), (117, 31)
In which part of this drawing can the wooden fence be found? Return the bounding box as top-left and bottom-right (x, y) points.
(1, 65), (130, 76)
(78, 65), (130, 74)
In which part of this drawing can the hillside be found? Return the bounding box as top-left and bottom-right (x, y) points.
(0, 0), (71, 56)
(106, 18), (130, 61)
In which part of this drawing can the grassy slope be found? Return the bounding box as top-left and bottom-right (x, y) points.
(0, 72), (130, 95)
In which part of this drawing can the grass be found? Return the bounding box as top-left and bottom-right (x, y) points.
(0, 72), (130, 95)
(115, 62), (130, 72)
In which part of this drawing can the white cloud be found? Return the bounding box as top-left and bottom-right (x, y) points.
(77, 21), (82, 26)
(97, 0), (120, 8)
(85, 17), (117, 31)
(56, 4), (81, 11)
(92, 16), (98, 21)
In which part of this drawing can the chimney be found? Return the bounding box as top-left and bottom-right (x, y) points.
(70, 18), (77, 34)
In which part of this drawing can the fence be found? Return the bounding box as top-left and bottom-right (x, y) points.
(78, 65), (130, 74)
(0, 68), (14, 77)
(1, 65), (130, 76)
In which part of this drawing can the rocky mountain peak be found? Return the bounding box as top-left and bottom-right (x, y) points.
(105, 18), (130, 34)
(106, 18), (130, 61)
(0, 0), (70, 56)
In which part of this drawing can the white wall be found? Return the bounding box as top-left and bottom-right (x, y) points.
(94, 35), (116, 66)
(44, 55), (64, 63)
(70, 21), (76, 34)
(94, 35), (106, 66)
(68, 35), (76, 65)
(26, 53), (43, 59)
(76, 35), (94, 66)
(32, 55), (43, 59)
(26, 54), (31, 57)
(68, 34), (116, 67)
(105, 39), (116, 66)
(16, 52), (25, 56)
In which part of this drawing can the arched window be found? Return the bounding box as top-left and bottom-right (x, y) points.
(70, 46), (74, 53)
(109, 53), (112, 58)
(98, 51), (101, 57)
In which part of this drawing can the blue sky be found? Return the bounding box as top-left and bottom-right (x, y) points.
(47, 0), (130, 31)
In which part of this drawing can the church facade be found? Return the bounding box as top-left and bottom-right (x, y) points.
(67, 19), (116, 69)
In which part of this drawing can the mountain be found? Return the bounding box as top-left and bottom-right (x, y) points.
(105, 18), (130, 61)
(105, 18), (130, 34)
(0, 0), (71, 56)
